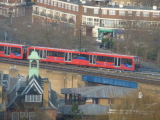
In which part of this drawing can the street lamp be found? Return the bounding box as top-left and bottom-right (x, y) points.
(8, 11), (13, 42)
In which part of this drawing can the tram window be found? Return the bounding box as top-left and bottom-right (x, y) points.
(108, 57), (114, 62)
(11, 47), (20, 54)
(72, 53), (78, 59)
(97, 56), (104, 61)
(121, 58), (132, 65)
(29, 49), (34, 55)
(47, 51), (52, 56)
(104, 57), (108, 62)
(57, 52), (64, 57)
(0, 46), (4, 51)
(80, 54), (89, 60)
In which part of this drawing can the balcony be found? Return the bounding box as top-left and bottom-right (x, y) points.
(68, 18), (75, 24)
(61, 17), (67, 22)
(40, 12), (46, 17)
(33, 11), (39, 15)
(54, 15), (60, 20)
(47, 14), (53, 19)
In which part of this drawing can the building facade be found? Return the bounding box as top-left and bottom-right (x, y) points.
(0, 0), (26, 18)
(32, 0), (160, 38)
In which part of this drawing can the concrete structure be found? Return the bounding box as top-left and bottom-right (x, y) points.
(32, 0), (160, 38)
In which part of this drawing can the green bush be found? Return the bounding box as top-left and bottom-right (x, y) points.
(102, 38), (110, 43)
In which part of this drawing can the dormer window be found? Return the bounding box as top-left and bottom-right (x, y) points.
(25, 95), (42, 102)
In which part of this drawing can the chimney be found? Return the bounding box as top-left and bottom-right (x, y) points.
(119, 4), (123, 8)
(43, 80), (49, 107)
(0, 86), (2, 104)
(153, 6), (157, 10)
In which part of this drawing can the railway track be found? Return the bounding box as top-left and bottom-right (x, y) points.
(0, 58), (160, 86)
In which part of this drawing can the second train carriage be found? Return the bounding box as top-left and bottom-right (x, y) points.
(0, 42), (28, 59)
(28, 46), (140, 71)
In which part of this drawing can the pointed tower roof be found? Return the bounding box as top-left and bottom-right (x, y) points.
(28, 49), (41, 60)
(28, 49), (41, 79)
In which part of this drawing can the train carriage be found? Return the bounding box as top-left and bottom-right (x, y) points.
(28, 46), (140, 71)
(0, 42), (28, 59)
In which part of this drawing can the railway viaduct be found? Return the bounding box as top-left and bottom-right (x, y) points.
(0, 62), (159, 99)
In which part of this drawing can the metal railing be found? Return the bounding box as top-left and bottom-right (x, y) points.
(0, 58), (160, 85)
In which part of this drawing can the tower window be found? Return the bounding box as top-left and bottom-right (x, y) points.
(31, 60), (37, 67)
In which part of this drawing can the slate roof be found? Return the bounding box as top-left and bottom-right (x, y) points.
(61, 85), (137, 98)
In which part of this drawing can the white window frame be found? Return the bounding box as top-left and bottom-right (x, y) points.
(72, 5), (75, 11)
(29, 112), (35, 120)
(153, 12), (159, 17)
(47, 0), (50, 5)
(40, 0), (43, 3)
(76, 6), (78, 11)
(114, 1), (117, 5)
(133, 2), (136, 6)
(128, 11), (132, 16)
(62, 3), (64, 8)
(94, 9), (99, 14)
(54, 1), (57, 6)
(119, 10), (125, 16)
(136, 11), (140, 16)
(44, 0), (47, 4)
(65, 4), (67, 9)
(58, 2), (61, 7)
(25, 95), (42, 102)
(12, 112), (19, 120)
(20, 112), (28, 118)
(109, 10), (116, 15)
(102, 9), (107, 15)
(143, 12), (149, 17)
(84, 8), (87, 13)
(94, 18), (99, 26)
(68, 4), (71, 10)
(127, 2), (130, 6)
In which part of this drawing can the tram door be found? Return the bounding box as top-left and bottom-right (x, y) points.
(64, 53), (72, 62)
(89, 55), (96, 64)
(42, 50), (47, 59)
(39, 50), (47, 59)
(114, 57), (121, 67)
(4, 46), (10, 55)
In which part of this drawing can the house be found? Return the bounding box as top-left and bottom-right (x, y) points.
(59, 85), (137, 117)
(6, 50), (57, 120)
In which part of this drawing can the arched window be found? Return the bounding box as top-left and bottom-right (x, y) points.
(31, 60), (37, 67)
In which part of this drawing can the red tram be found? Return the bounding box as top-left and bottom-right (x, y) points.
(28, 46), (140, 71)
(0, 42), (28, 59)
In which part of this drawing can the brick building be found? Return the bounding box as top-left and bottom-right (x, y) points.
(32, 0), (160, 38)
(0, 0), (26, 18)
(6, 50), (57, 120)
